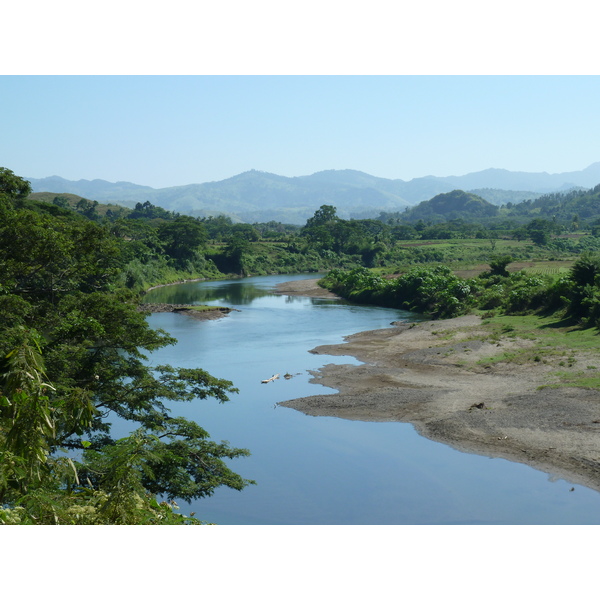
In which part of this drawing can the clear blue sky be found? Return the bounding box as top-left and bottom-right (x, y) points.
(3, 75), (600, 189)
(2, 2), (599, 190)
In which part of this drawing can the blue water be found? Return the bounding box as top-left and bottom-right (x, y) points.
(141, 273), (600, 524)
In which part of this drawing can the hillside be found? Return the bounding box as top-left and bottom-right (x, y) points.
(27, 163), (600, 224)
(512, 184), (600, 222)
(28, 192), (131, 218)
(467, 188), (544, 205)
(403, 190), (499, 222)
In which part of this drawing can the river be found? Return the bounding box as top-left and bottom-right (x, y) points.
(142, 273), (600, 524)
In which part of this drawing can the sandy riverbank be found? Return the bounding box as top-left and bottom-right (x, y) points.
(277, 279), (600, 493)
(273, 277), (341, 299)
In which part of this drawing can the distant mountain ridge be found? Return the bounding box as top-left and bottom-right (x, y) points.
(27, 163), (600, 224)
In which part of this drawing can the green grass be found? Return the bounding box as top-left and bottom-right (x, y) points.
(541, 373), (600, 390)
(480, 315), (600, 351)
(184, 305), (225, 312)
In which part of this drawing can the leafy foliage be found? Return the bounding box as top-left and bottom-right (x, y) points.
(323, 265), (476, 319)
(0, 169), (254, 525)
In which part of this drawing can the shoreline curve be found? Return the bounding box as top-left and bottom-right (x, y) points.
(277, 280), (600, 494)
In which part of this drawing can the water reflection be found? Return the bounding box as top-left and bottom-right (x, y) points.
(144, 280), (275, 305)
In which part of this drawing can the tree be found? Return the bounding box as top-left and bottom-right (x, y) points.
(570, 252), (600, 287)
(301, 205), (339, 252)
(201, 215), (233, 241)
(391, 224), (418, 240)
(529, 229), (550, 246)
(75, 198), (99, 219)
(0, 167), (31, 201)
(52, 195), (70, 209)
(489, 255), (513, 277)
(304, 204), (338, 229)
(128, 201), (175, 220)
(229, 223), (260, 242)
(564, 253), (600, 326)
(223, 236), (251, 274)
(526, 217), (559, 246)
(0, 168), (254, 524)
(0, 329), (62, 499)
(157, 216), (207, 265)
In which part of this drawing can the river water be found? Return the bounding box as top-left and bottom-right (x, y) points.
(142, 273), (600, 524)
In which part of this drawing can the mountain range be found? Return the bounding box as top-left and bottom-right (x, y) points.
(27, 163), (600, 224)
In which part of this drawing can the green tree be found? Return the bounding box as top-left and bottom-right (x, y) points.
(75, 198), (99, 219)
(157, 216), (207, 265)
(52, 195), (70, 209)
(529, 229), (550, 246)
(489, 255), (513, 277)
(526, 218), (559, 246)
(223, 236), (251, 274)
(0, 167), (31, 201)
(201, 215), (234, 241)
(229, 223), (260, 242)
(0, 329), (61, 499)
(570, 253), (600, 288)
(0, 169), (254, 524)
(391, 224), (418, 240)
(305, 204), (338, 229)
(301, 205), (340, 252)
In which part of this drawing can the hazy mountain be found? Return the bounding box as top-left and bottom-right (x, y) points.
(27, 163), (600, 224)
(28, 176), (155, 201)
(416, 163), (600, 196)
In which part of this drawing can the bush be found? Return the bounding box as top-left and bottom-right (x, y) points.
(479, 284), (505, 309)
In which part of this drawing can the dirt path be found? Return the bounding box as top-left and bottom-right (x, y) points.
(277, 281), (600, 493)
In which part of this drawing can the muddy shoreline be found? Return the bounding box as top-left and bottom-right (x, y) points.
(276, 279), (600, 494)
(272, 278), (341, 299)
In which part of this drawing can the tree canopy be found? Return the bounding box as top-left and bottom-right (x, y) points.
(0, 169), (254, 524)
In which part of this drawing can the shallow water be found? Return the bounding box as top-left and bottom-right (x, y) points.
(142, 273), (600, 524)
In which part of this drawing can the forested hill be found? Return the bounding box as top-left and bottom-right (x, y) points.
(27, 163), (600, 225)
(402, 190), (499, 222)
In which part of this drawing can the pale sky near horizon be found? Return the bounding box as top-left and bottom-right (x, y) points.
(2, 75), (600, 189)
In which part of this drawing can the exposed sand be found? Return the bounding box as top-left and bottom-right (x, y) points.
(277, 279), (600, 493)
(273, 278), (341, 299)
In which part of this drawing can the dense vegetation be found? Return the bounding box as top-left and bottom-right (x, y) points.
(321, 262), (570, 321)
(4, 166), (600, 524)
(0, 169), (255, 524)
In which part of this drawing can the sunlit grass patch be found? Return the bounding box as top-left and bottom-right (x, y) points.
(541, 372), (600, 390)
(472, 313), (600, 372)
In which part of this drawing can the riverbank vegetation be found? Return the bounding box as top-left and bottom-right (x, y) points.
(0, 169), (255, 524)
(4, 166), (600, 523)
